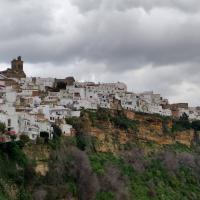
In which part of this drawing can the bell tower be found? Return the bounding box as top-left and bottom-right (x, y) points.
(11, 56), (23, 71)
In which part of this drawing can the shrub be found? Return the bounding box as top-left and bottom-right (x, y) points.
(96, 192), (114, 200)
(76, 134), (91, 151)
(36, 137), (44, 145)
(0, 142), (27, 166)
(164, 142), (192, 153)
(111, 115), (138, 132)
(0, 123), (6, 134)
(17, 187), (31, 200)
(96, 108), (111, 121)
(66, 117), (84, 132)
(172, 113), (191, 132)
(20, 135), (30, 146)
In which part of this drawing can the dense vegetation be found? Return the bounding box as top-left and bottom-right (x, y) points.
(0, 141), (35, 200)
(1, 109), (200, 199)
(172, 113), (200, 133)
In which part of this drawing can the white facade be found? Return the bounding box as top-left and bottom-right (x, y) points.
(0, 111), (19, 134)
(20, 77), (55, 92)
(61, 124), (72, 136)
(18, 113), (39, 140)
(35, 77), (55, 91)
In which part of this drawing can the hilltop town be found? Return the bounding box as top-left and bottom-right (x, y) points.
(0, 56), (199, 142)
(1, 57), (200, 200)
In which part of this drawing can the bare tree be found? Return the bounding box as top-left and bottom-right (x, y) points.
(47, 145), (99, 200)
(122, 147), (147, 173)
(99, 165), (131, 200)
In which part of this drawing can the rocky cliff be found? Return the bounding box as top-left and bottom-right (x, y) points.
(23, 144), (50, 176)
(75, 109), (197, 153)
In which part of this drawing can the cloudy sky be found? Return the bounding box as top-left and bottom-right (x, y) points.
(0, 0), (200, 105)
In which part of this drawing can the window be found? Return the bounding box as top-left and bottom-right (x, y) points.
(8, 119), (11, 127)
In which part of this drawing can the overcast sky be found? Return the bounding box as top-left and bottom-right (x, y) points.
(0, 0), (200, 105)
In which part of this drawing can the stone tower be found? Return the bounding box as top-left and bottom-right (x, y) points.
(0, 56), (26, 79)
(11, 56), (24, 71)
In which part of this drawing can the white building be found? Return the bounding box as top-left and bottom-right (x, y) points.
(18, 113), (39, 140)
(0, 111), (19, 134)
(61, 124), (73, 136)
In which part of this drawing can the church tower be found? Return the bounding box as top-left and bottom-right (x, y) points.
(0, 56), (26, 79)
(11, 56), (24, 71)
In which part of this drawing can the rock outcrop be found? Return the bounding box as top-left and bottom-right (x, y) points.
(81, 110), (196, 153)
(24, 144), (50, 176)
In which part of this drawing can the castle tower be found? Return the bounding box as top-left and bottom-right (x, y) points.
(0, 56), (26, 79)
(11, 56), (24, 71)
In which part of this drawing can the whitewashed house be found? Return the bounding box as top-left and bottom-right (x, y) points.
(0, 111), (19, 135)
(35, 77), (55, 91)
(18, 113), (39, 140)
(61, 124), (73, 136)
(120, 92), (139, 111)
(37, 120), (53, 139)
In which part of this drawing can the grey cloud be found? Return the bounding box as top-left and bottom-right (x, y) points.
(62, 10), (200, 72)
(0, 0), (53, 41)
(1, 0), (200, 72)
(0, 0), (200, 106)
(71, 0), (200, 13)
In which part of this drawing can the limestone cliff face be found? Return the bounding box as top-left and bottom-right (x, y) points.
(175, 130), (194, 146)
(85, 111), (196, 153)
(24, 145), (50, 176)
(125, 111), (195, 146)
(90, 126), (130, 152)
